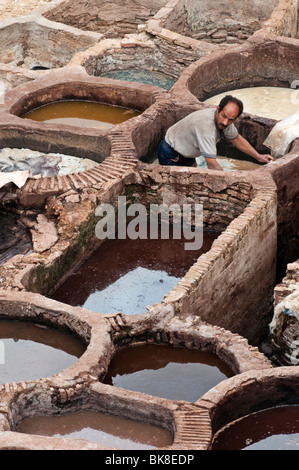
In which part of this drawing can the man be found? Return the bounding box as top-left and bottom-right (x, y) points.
(158, 95), (274, 170)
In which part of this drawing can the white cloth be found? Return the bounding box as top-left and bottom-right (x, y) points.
(263, 111), (299, 158)
(0, 170), (31, 189)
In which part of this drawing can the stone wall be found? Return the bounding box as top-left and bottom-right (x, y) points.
(123, 167), (277, 345)
(155, 0), (297, 44)
(43, 0), (168, 36)
(172, 0), (278, 41)
(0, 17), (102, 69)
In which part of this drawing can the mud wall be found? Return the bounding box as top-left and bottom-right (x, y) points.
(44, 0), (168, 36)
(165, 0), (280, 41)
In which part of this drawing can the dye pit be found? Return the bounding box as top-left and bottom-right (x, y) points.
(16, 410), (173, 450)
(22, 100), (140, 130)
(212, 405), (299, 450)
(0, 0), (298, 453)
(204, 87), (299, 120)
(51, 228), (219, 315)
(102, 70), (177, 90)
(0, 319), (85, 382)
(196, 156), (261, 172)
(104, 344), (233, 402)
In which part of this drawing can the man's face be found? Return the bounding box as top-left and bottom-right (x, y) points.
(215, 102), (240, 130)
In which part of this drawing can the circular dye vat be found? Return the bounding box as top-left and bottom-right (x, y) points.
(103, 344), (233, 402)
(212, 405), (299, 450)
(51, 228), (219, 315)
(204, 87), (299, 120)
(0, 319), (86, 383)
(16, 410), (173, 450)
(102, 70), (177, 90)
(196, 155), (260, 171)
(22, 100), (140, 129)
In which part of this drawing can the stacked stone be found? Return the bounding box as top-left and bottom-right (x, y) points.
(192, 27), (252, 44)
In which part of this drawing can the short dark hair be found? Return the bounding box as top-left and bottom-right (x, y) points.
(218, 95), (244, 117)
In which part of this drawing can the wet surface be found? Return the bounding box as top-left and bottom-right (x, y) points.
(102, 70), (177, 90)
(212, 405), (299, 450)
(104, 344), (233, 402)
(16, 409), (173, 449)
(51, 229), (219, 315)
(0, 319), (86, 383)
(22, 100), (140, 129)
(196, 155), (261, 171)
(204, 86), (299, 120)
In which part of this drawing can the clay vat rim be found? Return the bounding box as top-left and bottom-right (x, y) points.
(2, 380), (180, 450)
(3, 71), (164, 116)
(0, 290), (111, 385)
(104, 319), (272, 379)
(196, 366), (299, 448)
(169, 34), (299, 104)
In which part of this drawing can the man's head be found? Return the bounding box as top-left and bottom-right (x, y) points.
(215, 95), (243, 130)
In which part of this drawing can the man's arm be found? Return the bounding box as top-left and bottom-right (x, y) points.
(230, 135), (274, 164)
(204, 157), (223, 170)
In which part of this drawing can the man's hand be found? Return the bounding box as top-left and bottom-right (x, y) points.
(255, 153), (275, 164)
(231, 135), (274, 165)
(204, 157), (224, 171)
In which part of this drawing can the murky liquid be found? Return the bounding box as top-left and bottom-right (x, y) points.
(196, 155), (260, 171)
(103, 70), (177, 90)
(212, 405), (299, 450)
(204, 87), (299, 120)
(16, 410), (173, 449)
(51, 228), (219, 315)
(0, 319), (86, 383)
(104, 344), (233, 402)
(22, 100), (140, 129)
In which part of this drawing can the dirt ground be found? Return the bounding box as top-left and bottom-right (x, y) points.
(0, 0), (54, 21)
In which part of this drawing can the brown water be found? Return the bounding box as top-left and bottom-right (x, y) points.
(22, 100), (140, 129)
(104, 344), (233, 402)
(0, 319), (86, 383)
(197, 155), (260, 171)
(51, 229), (219, 315)
(212, 405), (299, 450)
(16, 410), (173, 449)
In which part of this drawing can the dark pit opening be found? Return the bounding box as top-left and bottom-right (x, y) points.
(0, 206), (32, 265)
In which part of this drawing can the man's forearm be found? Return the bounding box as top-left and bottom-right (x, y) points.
(231, 135), (274, 163)
(231, 135), (260, 158)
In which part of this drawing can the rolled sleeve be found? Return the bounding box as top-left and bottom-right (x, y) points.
(224, 123), (239, 140)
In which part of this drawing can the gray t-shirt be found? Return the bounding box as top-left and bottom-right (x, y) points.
(165, 107), (239, 159)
